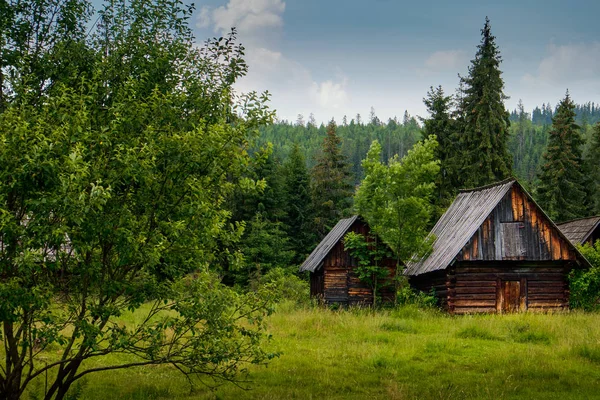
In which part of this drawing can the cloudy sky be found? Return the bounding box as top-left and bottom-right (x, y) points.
(194, 0), (600, 124)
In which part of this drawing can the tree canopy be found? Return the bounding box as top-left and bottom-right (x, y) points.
(0, 1), (277, 399)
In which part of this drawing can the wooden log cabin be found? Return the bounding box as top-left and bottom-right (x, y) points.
(557, 216), (600, 246)
(299, 216), (397, 305)
(405, 179), (591, 314)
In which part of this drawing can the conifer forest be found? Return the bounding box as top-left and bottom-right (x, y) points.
(2, 1), (600, 399)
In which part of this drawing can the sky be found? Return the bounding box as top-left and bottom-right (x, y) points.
(155, 0), (600, 124)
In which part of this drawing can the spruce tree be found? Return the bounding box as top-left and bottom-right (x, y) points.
(311, 119), (353, 238)
(457, 17), (512, 188)
(422, 85), (456, 210)
(537, 91), (588, 222)
(587, 122), (600, 214)
(283, 143), (317, 263)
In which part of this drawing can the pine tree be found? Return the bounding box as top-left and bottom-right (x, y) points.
(422, 85), (456, 210)
(587, 122), (600, 214)
(457, 17), (512, 188)
(311, 119), (353, 238)
(283, 143), (317, 263)
(537, 91), (588, 222)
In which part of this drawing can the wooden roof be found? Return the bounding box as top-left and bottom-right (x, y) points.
(405, 179), (589, 276)
(557, 216), (600, 245)
(299, 215), (359, 273)
(405, 179), (515, 276)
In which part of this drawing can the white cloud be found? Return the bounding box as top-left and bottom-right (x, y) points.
(196, 0), (352, 124)
(311, 79), (349, 110)
(424, 50), (468, 71)
(198, 0), (285, 37)
(523, 42), (600, 85)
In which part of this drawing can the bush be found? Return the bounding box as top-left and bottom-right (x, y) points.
(397, 285), (437, 308)
(257, 267), (310, 305)
(570, 241), (600, 310)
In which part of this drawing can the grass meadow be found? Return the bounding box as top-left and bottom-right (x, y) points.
(28, 302), (600, 400)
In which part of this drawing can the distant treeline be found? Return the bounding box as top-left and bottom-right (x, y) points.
(258, 100), (598, 189)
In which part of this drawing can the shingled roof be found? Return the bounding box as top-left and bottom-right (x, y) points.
(405, 179), (516, 276)
(299, 215), (358, 273)
(557, 216), (600, 245)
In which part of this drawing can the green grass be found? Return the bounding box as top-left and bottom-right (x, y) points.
(25, 304), (600, 399)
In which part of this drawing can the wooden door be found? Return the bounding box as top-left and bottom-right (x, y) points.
(497, 279), (527, 313)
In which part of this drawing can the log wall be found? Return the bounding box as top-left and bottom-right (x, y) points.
(313, 220), (397, 305)
(448, 262), (570, 314)
(410, 262), (571, 314)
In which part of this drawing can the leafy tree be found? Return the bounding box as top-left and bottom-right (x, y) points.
(311, 119), (353, 238)
(0, 0), (94, 109)
(283, 143), (316, 264)
(537, 91), (589, 222)
(421, 85), (456, 212)
(0, 1), (276, 399)
(354, 136), (440, 272)
(343, 232), (394, 306)
(457, 17), (512, 188)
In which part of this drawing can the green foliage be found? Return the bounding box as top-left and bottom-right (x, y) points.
(343, 231), (394, 306)
(587, 123), (600, 214)
(0, 1), (276, 398)
(396, 286), (437, 308)
(283, 143), (317, 264)
(570, 241), (600, 310)
(311, 120), (353, 238)
(257, 267), (310, 306)
(239, 214), (295, 288)
(537, 91), (590, 222)
(354, 136), (440, 268)
(456, 17), (512, 188)
(421, 85), (457, 214)
(508, 100), (548, 189)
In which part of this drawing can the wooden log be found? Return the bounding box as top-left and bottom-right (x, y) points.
(452, 299), (497, 307)
(455, 286), (497, 294)
(527, 286), (566, 294)
(453, 307), (497, 314)
(455, 280), (499, 287)
(454, 293), (497, 301)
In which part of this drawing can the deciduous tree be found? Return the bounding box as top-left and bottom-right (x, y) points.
(0, 1), (276, 399)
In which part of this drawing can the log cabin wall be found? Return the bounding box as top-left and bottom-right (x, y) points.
(310, 268), (324, 299)
(447, 262), (570, 314)
(458, 185), (577, 263)
(319, 220), (396, 305)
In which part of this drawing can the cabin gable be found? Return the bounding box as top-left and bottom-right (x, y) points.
(302, 217), (397, 306)
(458, 185), (576, 262)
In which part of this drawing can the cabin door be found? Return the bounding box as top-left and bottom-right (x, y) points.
(497, 279), (527, 313)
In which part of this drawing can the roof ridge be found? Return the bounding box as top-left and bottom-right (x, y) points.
(556, 215), (600, 225)
(458, 178), (516, 193)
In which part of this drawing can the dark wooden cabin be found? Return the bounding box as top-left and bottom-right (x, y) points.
(299, 216), (397, 305)
(405, 179), (591, 314)
(557, 216), (600, 246)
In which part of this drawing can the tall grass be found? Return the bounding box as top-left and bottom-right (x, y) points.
(24, 303), (600, 399)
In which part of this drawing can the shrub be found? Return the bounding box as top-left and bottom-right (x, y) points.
(397, 285), (437, 308)
(570, 241), (600, 310)
(258, 267), (310, 305)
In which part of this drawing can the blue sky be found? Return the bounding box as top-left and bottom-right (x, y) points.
(114, 0), (600, 124)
